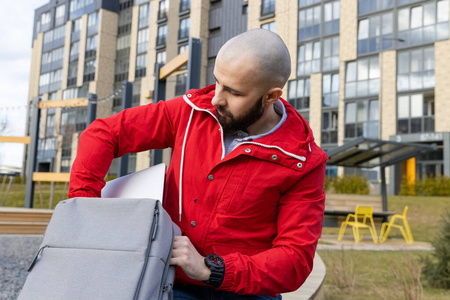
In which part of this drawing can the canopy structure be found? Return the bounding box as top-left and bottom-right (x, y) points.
(326, 137), (437, 211)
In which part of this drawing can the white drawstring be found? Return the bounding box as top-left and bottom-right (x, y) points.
(179, 108), (195, 222)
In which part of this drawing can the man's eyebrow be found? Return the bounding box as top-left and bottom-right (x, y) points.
(213, 75), (244, 95)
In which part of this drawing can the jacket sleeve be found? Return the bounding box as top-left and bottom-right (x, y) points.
(219, 158), (327, 296)
(68, 99), (180, 198)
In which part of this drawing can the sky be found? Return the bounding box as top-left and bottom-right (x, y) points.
(0, 0), (48, 168)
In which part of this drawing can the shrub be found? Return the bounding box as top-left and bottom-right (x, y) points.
(332, 175), (369, 195)
(400, 175), (450, 196)
(399, 176), (416, 196)
(423, 210), (450, 289)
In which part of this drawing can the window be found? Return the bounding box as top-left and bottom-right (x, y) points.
(298, 0), (320, 8)
(397, 47), (435, 92)
(243, 3), (248, 15)
(136, 54), (147, 78)
(41, 47), (64, 67)
(323, 36), (339, 72)
(135, 0), (149, 4)
(157, 25), (168, 46)
(158, 0), (169, 20)
(322, 73), (339, 107)
(345, 99), (379, 138)
(55, 5), (66, 26)
(179, 44), (188, 54)
(397, 93), (434, 134)
(46, 109), (56, 137)
(358, 12), (394, 55)
(139, 4), (150, 28)
(39, 73), (50, 91)
(41, 11), (52, 26)
(72, 18), (83, 41)
(180, 0), (190, 13)
(43, 26), (66, 46)
(86, 35), (97, 50)
(358, 0), (394, 15)
(50, 69), (62, 84)
(52, 47), (65, 62)
(118, 5), (133, 35)
(115, 56), (129, 83)
(116, 35), (131, 50)
(53, 26), (66, 41)
(179, 17), (190, 40)
(137, 28), (149, 53)
(42, 52), (52, 66)
(85, 35), (98, 59)
(324, 1), (340, 36)
(70, 0), (95, 19)
(156, 51), (166, 70)
(119, 0), (133, 10)
(83, 60), (96, 82)
(178, 45), (188, 70)
(87, 12), (99, 28)
(261, 0), (275, 16)
(67, 63), (78, 87)
(297, 41), (321, 76)
(132, 80), (141, 107)
(322, 110), (338, 144)
(261, 21), (275, 32)
(345, 57), (380, 98)
(398, 0), (449, 47)
(38, 11), (52, 32)
(70, 41), (79, 61)
(288, 78), (310, 110)
(298, 4), (321, 41)
(175, 73), (188, 96)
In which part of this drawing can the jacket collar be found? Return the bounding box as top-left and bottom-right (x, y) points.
(183, 84), (316, 161)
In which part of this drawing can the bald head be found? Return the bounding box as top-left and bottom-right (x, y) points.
(217, 29), (291, 90)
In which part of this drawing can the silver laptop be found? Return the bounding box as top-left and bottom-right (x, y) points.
(101, 163), (166, 203)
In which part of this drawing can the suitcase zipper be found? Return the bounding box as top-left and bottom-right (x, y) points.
(160, 225), (175, 299)
(134, 204), (159, 300)
(28, 245), (49, 272)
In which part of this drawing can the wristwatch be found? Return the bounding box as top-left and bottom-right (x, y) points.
(203, 254), (225, 288)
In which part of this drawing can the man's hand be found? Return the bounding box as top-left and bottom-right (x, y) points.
(170, 236), (211, 281)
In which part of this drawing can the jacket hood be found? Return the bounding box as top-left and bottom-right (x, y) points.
(183, 84), (317, 158)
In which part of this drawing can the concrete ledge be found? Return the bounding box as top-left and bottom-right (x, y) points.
(282, 253), (326, 300)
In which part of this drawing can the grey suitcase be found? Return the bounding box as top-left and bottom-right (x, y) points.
(18, 197), (181, 300)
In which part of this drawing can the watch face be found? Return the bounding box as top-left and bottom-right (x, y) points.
(209, 254), (224, 266)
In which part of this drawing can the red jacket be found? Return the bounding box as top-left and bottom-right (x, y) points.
(69, 85), (328, 296)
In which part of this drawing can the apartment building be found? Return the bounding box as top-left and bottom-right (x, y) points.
(28, 0), (248, 175)
(28, 0), (450, 194)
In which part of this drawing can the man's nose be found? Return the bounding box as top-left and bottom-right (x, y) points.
(212, 88), (226, 107)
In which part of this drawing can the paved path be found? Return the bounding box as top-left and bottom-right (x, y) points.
(317, 235), (434, 251)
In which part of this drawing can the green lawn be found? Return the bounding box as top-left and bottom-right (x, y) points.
(1, 182), (69, 209)
(318, 250), (449, 300)
(320, 195), (450, 299)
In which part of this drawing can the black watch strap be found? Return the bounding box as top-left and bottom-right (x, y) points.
(203, 254), (225, 288)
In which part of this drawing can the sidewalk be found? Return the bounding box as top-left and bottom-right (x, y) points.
(317, 234), (434, 251)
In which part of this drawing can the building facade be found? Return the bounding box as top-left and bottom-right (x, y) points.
(28, 0), (450, 194)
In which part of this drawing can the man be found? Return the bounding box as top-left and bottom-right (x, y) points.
(69, 29), (327, 299)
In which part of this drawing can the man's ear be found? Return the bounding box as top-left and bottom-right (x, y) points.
(265, 87), (283, 106)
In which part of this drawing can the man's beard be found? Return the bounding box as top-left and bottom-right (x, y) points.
(215, 96), (264, 134)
